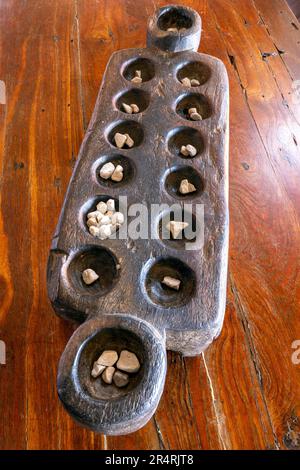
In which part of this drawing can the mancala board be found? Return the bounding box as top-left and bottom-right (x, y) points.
(47, 4), (229, 435)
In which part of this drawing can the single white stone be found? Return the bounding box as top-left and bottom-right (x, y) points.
(113, 370), (129, 388)
(96, 201), (108, 213)
(190, 112), (202, 121)
(162, 276), (181, 290)
(91, 362), (106, 378)
(82, 268), (99, 285)
(99, 224), (113, 239)
(191, 79), (200, 86)
(102, 366), (115, 384)
(96, 211), (104, 223)
(100, 162), (115, 179)
(122, 102), (133, 114)
(181, 77), (191, 87)
(87, 210), (99, 219)
(111, 165), (124, 182)
(167, 27), (178, 32)
(180, 145), (189, 157)
(117, 350), (140, 373)
(166, 220), (189, 239)
(87, 217), (98, 227)
(131, 76), (142, 84)
(99, 215), (111, 225)
(124, 133), (134, 148)
(188, 107), (197, 115)
(135, 70), (141, 78)
(179, 179), (197, 195)
(130, 103), (139, 113)
(106, 198), (115, 212)
(112, 212), (124, 225)
(89, 226), (101, 237)
(96, 350), (118, 367)
(114, 132), (127, 148)
(186, 144), (197, 157)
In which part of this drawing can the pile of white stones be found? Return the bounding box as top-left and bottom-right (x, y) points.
(188, 107), (202, 121)
(122, 102), (139, 114)
(86, 198), (124, 240)
(131, 70), (142, 84)
(114, 132), (134, 149)
(181, 77), (200, 87)
(100, 162), (124, 182)
(91, 349), (141, 388)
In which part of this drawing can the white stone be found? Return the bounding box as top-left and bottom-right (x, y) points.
(124, 133), (134, 148)
(106, 199), (115, 212)
(190, 111), (202, 121)
(96, 350), (118, 367)
(186, 144), (197, 157)
(181, 77), (191, 87)
(113, 370), (129, 388)
(166, 220), (189, 239)
(180, 145), (189, 157)
(130, 103), (139, 113)
(112, 212), (124, 225)
(96, 201), (108, 214)
(82, 268), (99, 285)
(99, 224), (113, 239)
(87, 210), (99, 219)
(100, 162), (115, 179)
(122, 103), (132, 114)
(117, 350), (140, 373)
(191, 79), (200, 86)
(91, 362), (105, 378)
(87, 217), (98, 227)
(131, 76), (142, 84)
(100, 215), (111, 225)
(96, 212), (104, 223)
(111, 165), (124, 182)
(102, 366), (115, 384)
(179, 179), (197, 194)
(89, 226), (101, 237)
(114, 132), (127, 148)
(188, 107), (197, 115)
(162, 276), (181, 290)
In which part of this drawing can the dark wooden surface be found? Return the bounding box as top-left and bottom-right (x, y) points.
(0, 0), (300, 450)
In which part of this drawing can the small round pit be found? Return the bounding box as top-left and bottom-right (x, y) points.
(177, 61), (211, 86)
(167, 126), (205, 158)
(78, 328), (144, 400)
(158, 208), (198, 250)
(164, 165), (203, 199)
(67, 246), (119, 296)
(176, 93), (212, 121)
(157, 6), (194, 31)
(107, 120), (144, 149)
(123, 58), (155, 83)
(143, 257), (196, 308)
(96, 155), (135, 187)
(116, 88), (150, 114)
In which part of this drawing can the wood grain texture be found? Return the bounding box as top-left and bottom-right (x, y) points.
(0, 0), (300, 449)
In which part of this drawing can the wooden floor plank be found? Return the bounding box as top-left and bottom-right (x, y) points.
(1, 0), (299, 449)
(209, 0), (300, 449)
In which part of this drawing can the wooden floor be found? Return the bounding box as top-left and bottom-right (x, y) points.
(0, 0), (300, 450)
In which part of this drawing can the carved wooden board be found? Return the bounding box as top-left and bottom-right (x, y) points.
(47, 4), (229, 435)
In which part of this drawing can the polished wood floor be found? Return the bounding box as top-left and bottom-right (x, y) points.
(0, 0), (300, 449)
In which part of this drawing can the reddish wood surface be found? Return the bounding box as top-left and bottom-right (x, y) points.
(0, 0), (300, 450)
